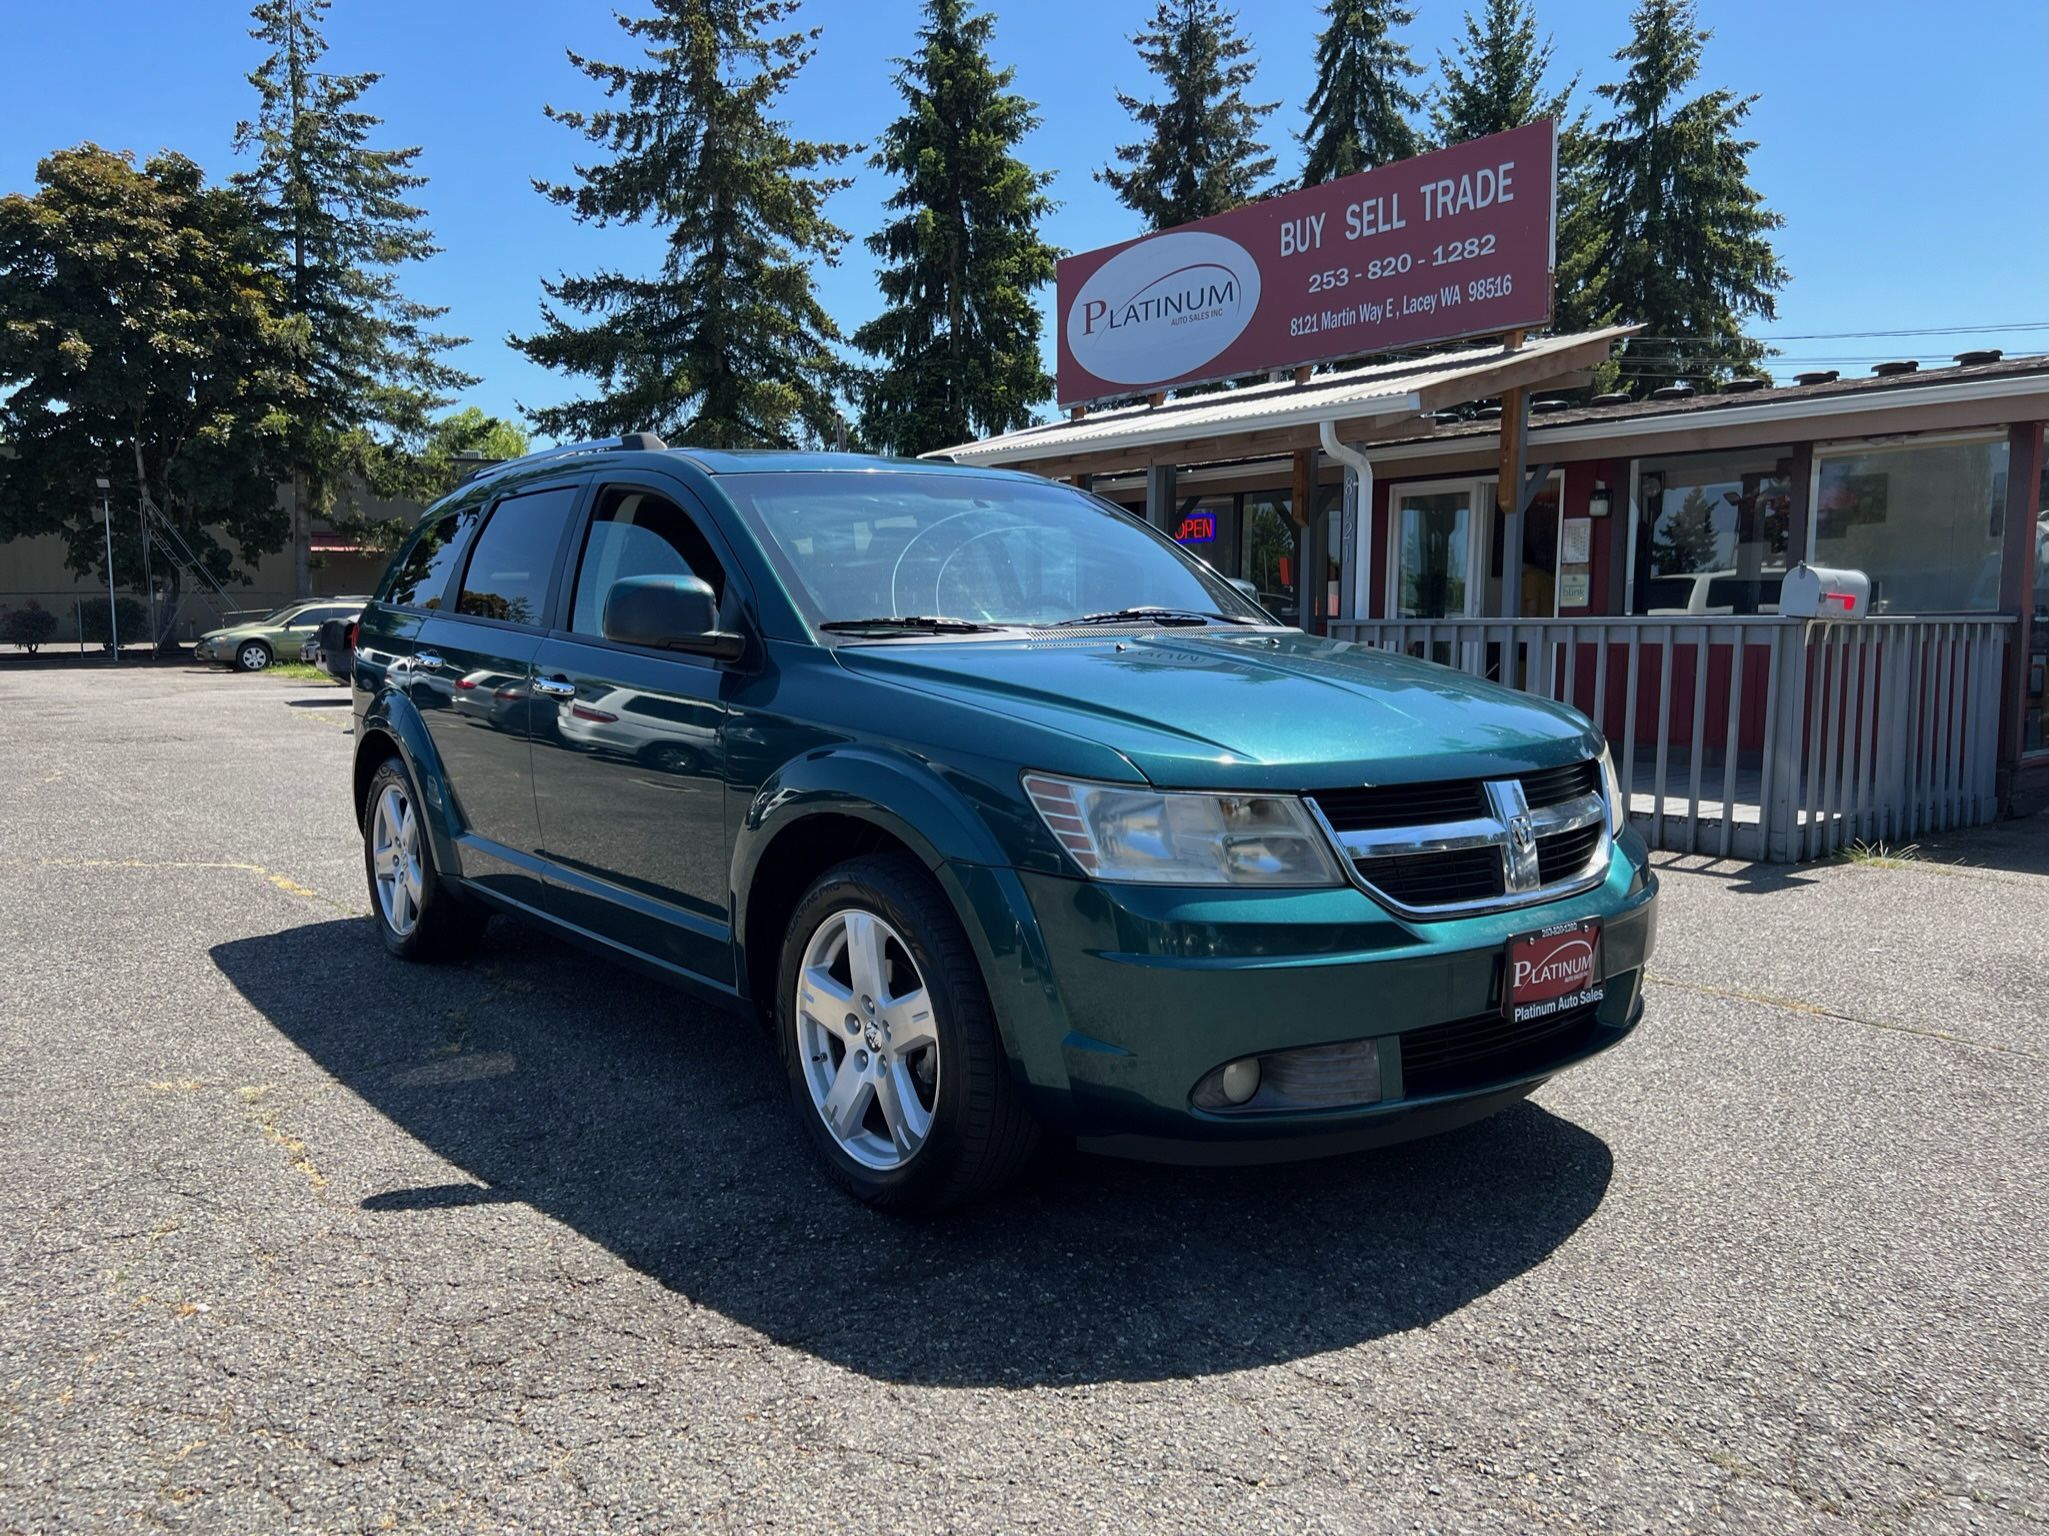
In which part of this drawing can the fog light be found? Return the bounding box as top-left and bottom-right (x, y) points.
(1219, 1057), (1261, 1105)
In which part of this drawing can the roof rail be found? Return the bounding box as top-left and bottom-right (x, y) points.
(456, 431), (671, 486)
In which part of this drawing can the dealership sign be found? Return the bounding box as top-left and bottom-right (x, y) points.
(1056, 120), (1556, 406)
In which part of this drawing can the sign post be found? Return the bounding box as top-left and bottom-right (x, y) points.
(1055, 120), (1558, 408)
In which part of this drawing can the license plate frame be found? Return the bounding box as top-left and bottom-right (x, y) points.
(1503, 917), (1605, 1023)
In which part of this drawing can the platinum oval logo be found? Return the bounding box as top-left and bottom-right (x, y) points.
(1066, 230), (1261, 386)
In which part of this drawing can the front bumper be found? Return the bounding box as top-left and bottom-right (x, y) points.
(956, 832), (1657, 1159)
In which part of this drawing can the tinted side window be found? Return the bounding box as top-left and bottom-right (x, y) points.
(570, 488), (726, 638)
(383, 505), (478, 609)
(457, 486), (579, 626)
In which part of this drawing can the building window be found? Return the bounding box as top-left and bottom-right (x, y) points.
(1241, 494), (1297, 624)
(1812, 437), (2009, 613)
(1631, 448), (1794, 615)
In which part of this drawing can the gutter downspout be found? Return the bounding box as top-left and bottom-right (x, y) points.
(1319, 419), (1373, 626)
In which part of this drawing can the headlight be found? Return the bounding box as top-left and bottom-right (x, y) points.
(1599, 744), (1627, 836)
(1022, 773), (1344, 886)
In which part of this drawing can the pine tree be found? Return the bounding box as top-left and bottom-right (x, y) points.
(1430, 0), (1572, 145)
(853, 0), (1058, 456)
(1569, 0), (1787, 393)
(514, 1), (855, 448)
(234, 0), (472, 596)
(1300, 0), (1423, 186)
(1427, 0), (1603, 334)
(1098, 0), (1276, 229)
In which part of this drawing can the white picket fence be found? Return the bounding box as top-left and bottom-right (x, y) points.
(1326, 615), (2013, 860)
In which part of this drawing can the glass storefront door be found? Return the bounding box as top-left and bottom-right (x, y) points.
(1394, 488), (1477, 619)
(1241, 493), (1299, 625)
(1480, 474), (1563, 618)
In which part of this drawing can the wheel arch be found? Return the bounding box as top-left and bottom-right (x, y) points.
(731, 748), (1012, 1017)
(350, 694), (462, 876)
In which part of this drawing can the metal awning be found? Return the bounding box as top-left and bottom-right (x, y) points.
(931, 325), (1636, 478)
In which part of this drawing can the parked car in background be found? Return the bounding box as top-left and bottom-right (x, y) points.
(349, 437), (1657, 1213)
(1640, 569), (1784, 616)
(196, 599), (367, 672)
(302, 616), (360, 685)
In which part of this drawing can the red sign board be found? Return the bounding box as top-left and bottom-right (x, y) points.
(1056, 121), (1556, 407)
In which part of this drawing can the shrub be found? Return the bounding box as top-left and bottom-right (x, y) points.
(75, 595), (149, 648)
(0, 603), (59, 654)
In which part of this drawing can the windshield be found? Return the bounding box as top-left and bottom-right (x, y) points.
(724, 472), (1271, 632)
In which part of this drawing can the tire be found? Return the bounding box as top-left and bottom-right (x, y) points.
(361, 757), (488, 962)
(642, 741), (697, 775)
(778, 853), (1039, 1214)
(235, 640), (272, 672)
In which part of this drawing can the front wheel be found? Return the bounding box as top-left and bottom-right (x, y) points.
(778, 854), (1039, 1214)
(235, 640), (272, 672)
(362, 758), (488, 961)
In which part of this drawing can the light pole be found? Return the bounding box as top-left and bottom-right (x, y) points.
(95, 476), (118, 662)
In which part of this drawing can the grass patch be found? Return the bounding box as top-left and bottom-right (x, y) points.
(1840, 839), (1921, 868)
(266, 660), (338, 684)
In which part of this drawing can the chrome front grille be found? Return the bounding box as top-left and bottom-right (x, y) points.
(1308, 759), (1610, 916)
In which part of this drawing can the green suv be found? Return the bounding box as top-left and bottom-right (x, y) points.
(196, 599), (367, 671)
(351, 436), (1656, 1212)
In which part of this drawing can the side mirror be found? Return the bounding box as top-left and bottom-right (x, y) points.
(602, 574), (745, 661)
(1229, 577), (1259, 600)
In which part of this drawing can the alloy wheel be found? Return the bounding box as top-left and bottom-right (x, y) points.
(795, 908), (940, 1170)
(369, 783), (424, 937)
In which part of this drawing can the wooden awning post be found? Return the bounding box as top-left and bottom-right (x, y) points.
(1145, 461), (1177, 532)
(1291, 446), (1318, 629)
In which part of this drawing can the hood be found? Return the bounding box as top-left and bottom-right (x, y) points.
(836, 629), (1600, 791)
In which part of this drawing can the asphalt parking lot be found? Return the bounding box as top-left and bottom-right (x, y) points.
(1, 662), (2044, 1534)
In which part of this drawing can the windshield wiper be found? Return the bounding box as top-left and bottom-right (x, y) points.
(1051, 606), (1258, 628)
(818, 615), (1005, 635)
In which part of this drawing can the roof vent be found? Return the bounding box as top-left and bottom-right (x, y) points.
(1531, 398), (1570, 415)
(1719, 376), (1767, 393)
(1953, 348), (2003, 366)
(1650, 383), (1696, 400)
(1590, 391), (1632, 406)
(1871, 359), (1919, 377)
(1794, 369), (1839, 386)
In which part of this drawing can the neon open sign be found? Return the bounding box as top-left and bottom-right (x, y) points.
(1175, 512), (1217, 544)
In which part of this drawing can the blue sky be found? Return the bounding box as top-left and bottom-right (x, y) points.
(5, 0), (2044, 438)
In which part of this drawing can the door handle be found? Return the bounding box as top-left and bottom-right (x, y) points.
(531, 676), (578, 699)
(413, 650), (445, 671)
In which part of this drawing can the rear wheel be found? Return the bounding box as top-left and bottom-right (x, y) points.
(362, 758), (487, 962)
(778, 854), (1038, 1214)
(235, 640), (272, 672)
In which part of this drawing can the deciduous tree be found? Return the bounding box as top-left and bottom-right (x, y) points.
(514, 0), (855, 448)
(853, 0), (1058, 455)
(0, 146), (299, 650)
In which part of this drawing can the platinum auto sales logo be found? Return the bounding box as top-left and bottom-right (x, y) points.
(1065, 230), (1262, 386)
(1514, 933), (1595, 994)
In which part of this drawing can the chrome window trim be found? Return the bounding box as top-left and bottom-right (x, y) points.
(1306, 772), (1612, 919)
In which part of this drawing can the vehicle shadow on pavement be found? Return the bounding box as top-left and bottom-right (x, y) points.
(212, 915), (1614, 1387)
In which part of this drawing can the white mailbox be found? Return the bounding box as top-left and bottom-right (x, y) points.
(1780, 562), (1872, 619)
